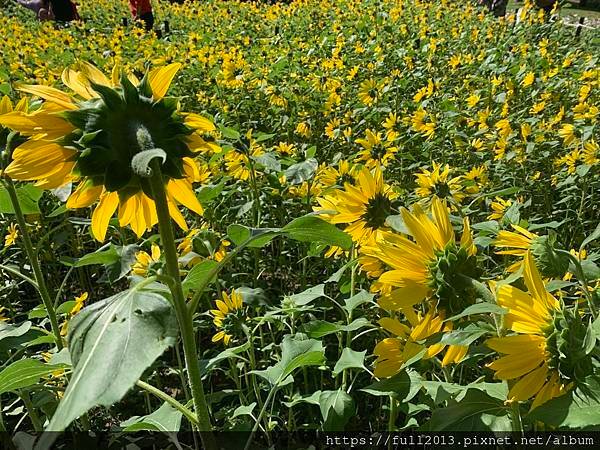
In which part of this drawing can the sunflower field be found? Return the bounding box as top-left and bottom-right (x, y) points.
(0, 0), (599, 447)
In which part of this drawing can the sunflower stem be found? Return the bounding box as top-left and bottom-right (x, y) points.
(1, 176), (63, 351)
(148, 159), (216, 450)
(510, 401), (523, 433)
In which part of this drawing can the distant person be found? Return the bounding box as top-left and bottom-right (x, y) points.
(129, 0), (154, 31)
(14, 0), (80, 22)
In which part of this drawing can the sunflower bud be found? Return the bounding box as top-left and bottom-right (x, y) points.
(545, 308), (597, 384)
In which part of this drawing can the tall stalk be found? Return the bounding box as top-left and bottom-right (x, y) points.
(2, 133), (62, 350)
(147, 158), (216, 450)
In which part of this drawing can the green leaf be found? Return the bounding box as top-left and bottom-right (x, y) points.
(283, 390), (322, 408)
(0, 321), (32, 341)
(283, 215), (352, 249)
(528, 378), (600, 428)
(386, 215), (409, 234)
(73, 246), (120, 267)
(286, 284), (325, 306)
(303, 318), (370, 339)
(332, 349), (366, 376)
(227, 224), (280, 248)
(440, 323), (491, 346)
(197, 180), (225, 205)
(182, 259), (219, 295)
(284, 158), (318, 184)
(253, 152), (281, 172)
(40, 287), (178, 438)
(343, 290), (374, 315)
(444, 303), (507, 322)
(0, 184), (43, 215)
(219, 125), (240, 140)
(424, 389), (511, 431)
(201, 342), (251, 375)
(231, 402), (256, 419)
(0, 359), (67, 395)
(319, 390), (355, 431)
(361, 370), (422, 401)
(121, 402), (182, 432)
(251, 334), (325, 386)
(579, 223), (600, 251)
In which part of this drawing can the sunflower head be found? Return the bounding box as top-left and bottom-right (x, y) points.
(211, 290), (246, 345)
(3, 62), (217, 241)
(62, 70), (193, 194)
(543, 308), (597, 384)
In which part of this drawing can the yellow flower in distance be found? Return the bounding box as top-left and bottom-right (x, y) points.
(354, 129), (398, 169)
(314, 166), (396, 246)
(415, 162), (465, 206)
(211, 289), (245, 345)
(1, 62), (217, 242)
(4, 223), (18, 247)
(488, 197), (512, 221)
(132, 243), (162, 276)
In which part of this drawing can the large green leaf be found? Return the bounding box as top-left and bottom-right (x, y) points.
(424, 389), (511, 431)
(286, 284), (325, 307)
(39, 287), (178, 441)
(333, 348), (366, 376)
(303, 318), (371, 338)
(226, 224), (281, 248)
(319, 389), (355, 431)
(0, 184), (43, 215)
(284, 158), (318, 184)
(182, 259), (219, 294)
(0, 321), (32, 341)
(361, 370), (422, 401)
(283, 215), (352, 249)
(343, 290), (374, 315)
(0, 359), (67, 395)
(528, 378), (600, 428)
(251, 334), (325, 386)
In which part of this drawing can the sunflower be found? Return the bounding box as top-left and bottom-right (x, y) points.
(317, 160), (357, 189)
(211, 289), (245, 345)
(487, 197), (512, 221)
(373, 307), (468, 377)
(314, 166), (396, 246)
(415, 162), (465, 206)
(354, 129), (398, 169)
(132, 243), (162, 276)
(374, 197), (478, 316)
(1, 61), (218, 242)
(4, 223), (18, 247)
(485, 252), (597, 410)
(358, 79), (382, 106)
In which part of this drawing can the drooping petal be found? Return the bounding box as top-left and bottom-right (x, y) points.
(91, 191), (119, 242)
(148, 63), (182, 99)
(67, 181), (103, 209)
(17, 84), (76, 110)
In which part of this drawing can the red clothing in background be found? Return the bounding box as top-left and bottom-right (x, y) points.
(129, 0), (152, 17)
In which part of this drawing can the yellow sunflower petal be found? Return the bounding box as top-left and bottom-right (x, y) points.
(148, 63), (182, 100)
(16, 84), (76, 110)
(91, 191), (119, 242)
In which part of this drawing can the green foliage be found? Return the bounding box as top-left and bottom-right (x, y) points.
(42, 287), (178, 435)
